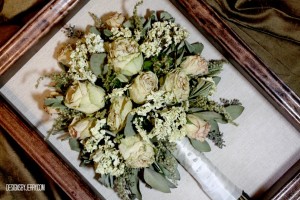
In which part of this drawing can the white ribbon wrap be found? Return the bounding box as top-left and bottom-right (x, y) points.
(173, 138), (242, 200)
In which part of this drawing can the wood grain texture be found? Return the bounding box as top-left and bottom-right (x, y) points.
(0, 97), (101, 200)
(0, 0), (80, 76)
(171, 0), (300, 132)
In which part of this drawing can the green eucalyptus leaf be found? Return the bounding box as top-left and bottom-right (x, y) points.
(160, 11), (174, 21)
(124, 114), (136, 137)
(191, 42), (204, 55)
(44, 96), (65, 109)
(150, 11), (158, 21)
(69, 138), (81, 152)
(129, 169), (142, 200)
(143, 60), (153, 71)
(90, 53), (106, 76)
(194, 111), (223, 121)
(89, 26), (101, 35)
(190, 138), (211, 152)
(184, 40), (195, 54)
(225, 105), (244, 120)
(98, 174), (114, 188)
(144, 168), (171, 193)
(175, 49), (185, 67)
(208, 120), (220, 133)
(143, 18), (152, 30)
(103, 29), (112, 37)
(212, 76), (221, 85)
(188, 107), (204, 113)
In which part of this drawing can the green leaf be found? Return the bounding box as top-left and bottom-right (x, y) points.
(191, 42), (204, 55)
(44, 96), (65, 109)
(90, 53), (106, 76)
(103, 29), (112, 37)
(175, 49), (185, 66)
(144, 168), (171, 193)
(208, 120), (220, 134)
(184, 40), (195, 54)
(123, 19), (133, 28)
(129, 169), (142, 200)
(89, 26), (101, 35)
(124, 114), (136, 137)
(98, 174), (114, 188)
(212, 76), (221, 85)
(160, 11), (174, 21)
(190, 138), (211, 152)
(69, 138), (81, 152)
(194, 111), (223, 121)
(225, 105), (244, 120)
(143, 60), (153, 71)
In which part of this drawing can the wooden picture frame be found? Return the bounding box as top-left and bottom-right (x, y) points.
(0, 0), (299, 199)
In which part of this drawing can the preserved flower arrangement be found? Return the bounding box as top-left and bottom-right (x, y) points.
(38, 1), (244, 199)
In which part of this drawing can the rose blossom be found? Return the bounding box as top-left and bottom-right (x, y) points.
(129, 71), (158, 104)
(68, 118), (98, 139)
(107, 96), (132, 132)
(119, 136), (155, 168)
(107, 38), (143, 76)
(105, 13), (125, 28)
(162, 70), (190, 102)
(64, 81), (105, 114)
(180, 55), (208, 76)
(185, 114), (211, 142)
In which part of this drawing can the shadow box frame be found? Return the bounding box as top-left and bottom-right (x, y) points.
(0, 0), (299, 199)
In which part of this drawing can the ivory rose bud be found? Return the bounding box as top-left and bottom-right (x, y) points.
(105, 13), (125, 28)
(185, 114), (211, 142)
(64, 81), (105, 114)
(162, 70), (190, 102)
(68, 118), (99, 139)
(108, 38), (143, 76)
(107, 96), (132, 132)
(119, 136), (155, 168)
(129, 71), (158, 104)
(180, 55), (208, 76)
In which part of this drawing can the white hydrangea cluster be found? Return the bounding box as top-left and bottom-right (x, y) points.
(69, 41), (97, 83)
(149, 106), (187, 142)
(85, 33), (105, 54)
(110, 27), (132, 40)
(140, 21), (189, 58)
(92, 136), (125, 177)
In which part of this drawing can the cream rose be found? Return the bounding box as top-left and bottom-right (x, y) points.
(129, 71), (158, 104)
(64, 81), (106, 114)
(107, 96), (132, 132)
(105, 13), (125, 28)
(162, 70), (190, 102)
(108, 38), (143, 76)
(68, 118), (99, 139)
(180, 55), (208, 76)
(119, 136), (155, 168)
(185, 114), (211, 142)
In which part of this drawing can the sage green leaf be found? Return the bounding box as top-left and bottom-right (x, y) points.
(184, 40), (195, 53)
(69, 138), (81, 152)
(213, 76), (221, 85)
(175, 49), (185, 66)
(144, 168), (171, 193)
(98, 174), (114, 188)
(124, 114), (136, 137)
(160, 11), (174, 21)
(103, 29), (112, 37)
(188, 107), (204, 113)
(90, 53), (106, 76)
(143, 18), (152, 30)
(194, 111), (223, 121)
(123, 19), (133, 28)
(44, 96), (65, 109)
(143, 60), (153, 71)
(129, 169), (142, 200)
(190, 138), (211, 152)
(89, 26), (101, 35)
(208, 120), (219, 134)
(191, 42), (204, 54)
(225, 105), (244, 120)
(150, 11), (158, 21)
